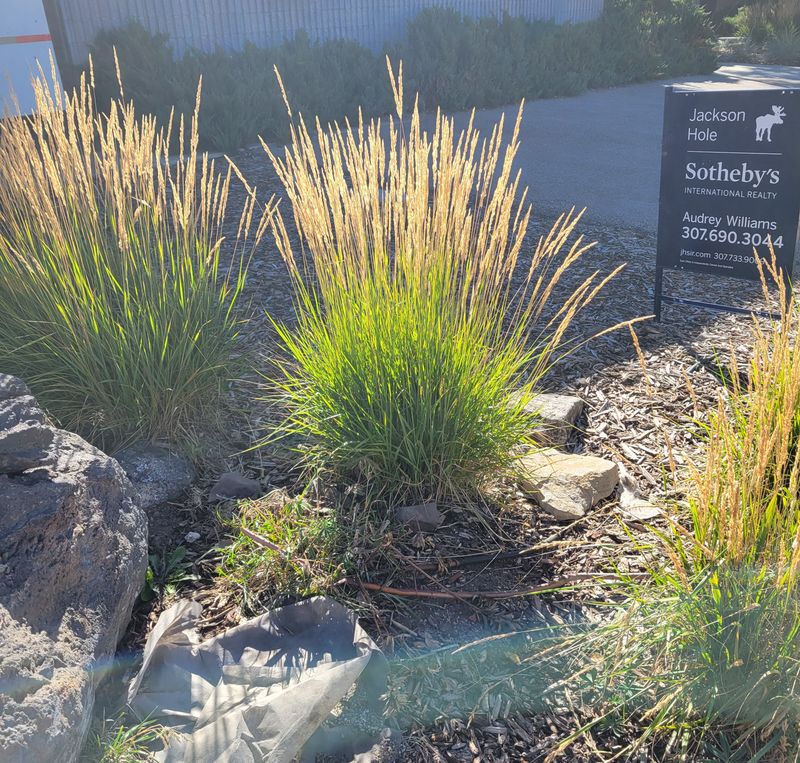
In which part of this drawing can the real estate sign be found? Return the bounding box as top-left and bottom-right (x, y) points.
(656, 86), (800, 316)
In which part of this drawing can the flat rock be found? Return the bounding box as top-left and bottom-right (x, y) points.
(619, 499), (662, 522)
(395, 502), (443, 532)
(209, 471), (261, 502)
(0, 373), (147, 762)
(617, 463), (661, 522)
(518, 448), (618, 521)
(114, 442), (195, 509)
(526, 393), (584, 448)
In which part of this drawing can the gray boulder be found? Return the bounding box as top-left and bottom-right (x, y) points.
(0, 374), (147, 763)
(209, 471), (261, 503)
(114, 442), (195, 510)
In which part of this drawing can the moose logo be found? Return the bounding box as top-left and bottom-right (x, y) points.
(755, 105), (786, 142)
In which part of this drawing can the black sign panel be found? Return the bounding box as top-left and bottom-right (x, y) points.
(657, 87), (800, 283)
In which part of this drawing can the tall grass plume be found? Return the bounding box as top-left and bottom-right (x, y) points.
(552, 251), (800, 760)
(0, 58), (273, 449)
(262, 60), (624, 499)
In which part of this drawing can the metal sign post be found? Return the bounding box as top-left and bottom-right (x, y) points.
(654, 85), (800, 321)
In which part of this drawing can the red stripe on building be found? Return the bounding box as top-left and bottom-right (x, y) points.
(0, 34), (53, 46)
(16, 34), (53, 44)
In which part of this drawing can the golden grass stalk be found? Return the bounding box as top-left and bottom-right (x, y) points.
(686, 249), (800, 586)
(551, 252), (800, 758)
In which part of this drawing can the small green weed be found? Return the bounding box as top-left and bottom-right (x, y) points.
(81, 714), (165, 763)
(141, 546), (198, 603)
(217, 490), (355, 612)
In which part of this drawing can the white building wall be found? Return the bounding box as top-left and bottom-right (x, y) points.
(1, 0), (61, 115)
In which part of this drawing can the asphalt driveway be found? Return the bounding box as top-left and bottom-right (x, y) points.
(451, 65), (800, 232)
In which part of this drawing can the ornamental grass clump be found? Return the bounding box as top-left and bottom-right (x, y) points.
(264, 61), (623, 499)
(556, 255), (800, 759)
(689, 258), (800, 579)
(0, 61), (272, 449)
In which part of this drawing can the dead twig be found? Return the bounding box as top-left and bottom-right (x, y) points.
(386, 537), (588, 578)
(335, 572), (642, 601)
(240, 527), (283, 554)
(402, 555), (483, 612)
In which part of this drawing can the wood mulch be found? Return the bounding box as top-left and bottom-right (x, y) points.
(115, 141), (788, 762)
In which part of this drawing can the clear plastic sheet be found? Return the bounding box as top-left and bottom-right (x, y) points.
(128, 597), (387, 762)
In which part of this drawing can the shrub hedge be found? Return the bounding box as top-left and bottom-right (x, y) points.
(86, 0), (716, 152)
(725, 0), (800, 64)
(399, 0), (716, 110)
